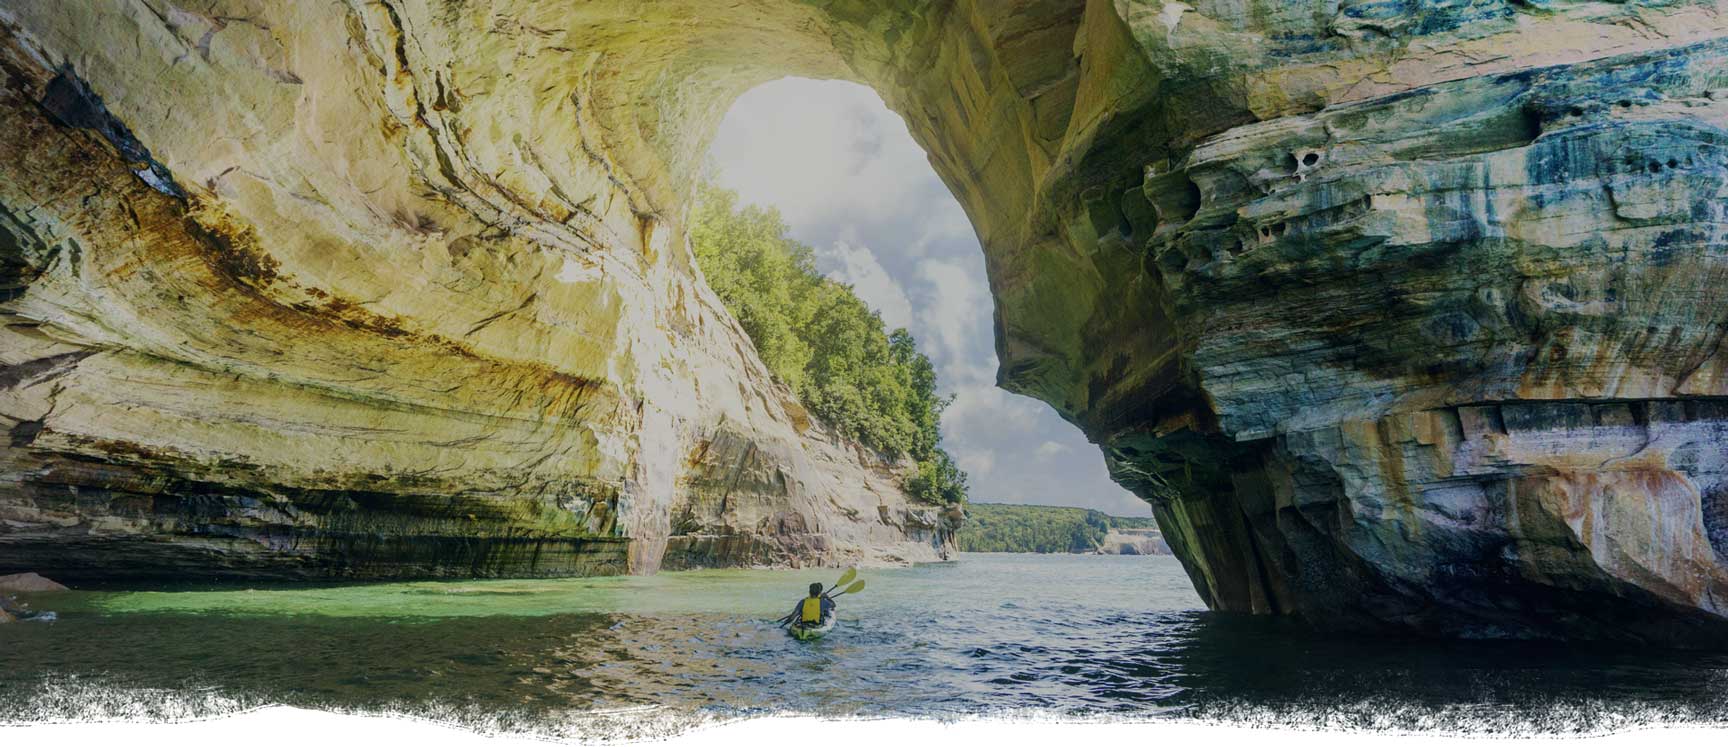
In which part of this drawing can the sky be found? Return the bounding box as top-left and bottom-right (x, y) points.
(706, 78), (1150, 517)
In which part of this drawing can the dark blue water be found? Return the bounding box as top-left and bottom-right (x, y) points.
(4, 554), (1727, 737)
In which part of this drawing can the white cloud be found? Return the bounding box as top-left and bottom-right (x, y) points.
(913, 258), (991, 374)
(708, 78), (936, 240)
(903, 207), (976, 259)
(709, 77), (1156, 516)
(944, 385), (1039, 435)
(819, 240), (913, 330)
(953, 447), (996, 478)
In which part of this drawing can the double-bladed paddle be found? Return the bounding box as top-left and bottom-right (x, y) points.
(825, 579), (864, 599)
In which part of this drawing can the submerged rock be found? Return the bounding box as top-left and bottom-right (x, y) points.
(0, 573), (68, 593)
(0, 593), (56, 623)
(0, 593), (24, 622)
(1, 1), (1726, 642)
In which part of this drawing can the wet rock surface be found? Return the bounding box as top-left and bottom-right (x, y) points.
(0, 589), (54, 623)
(1, 0), (1726, 641)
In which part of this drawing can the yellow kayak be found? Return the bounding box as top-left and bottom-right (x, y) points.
(789, 616), (836, 640)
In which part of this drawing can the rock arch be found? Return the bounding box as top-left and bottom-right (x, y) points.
(5, 1), (1728, 641)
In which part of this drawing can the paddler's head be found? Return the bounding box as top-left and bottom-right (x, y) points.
(808, 582), (824, 597)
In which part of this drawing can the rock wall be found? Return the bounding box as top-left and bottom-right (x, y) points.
(1058, 3), (1728, 644)
(0, 1), (957, 583)
(4, 0), (1728, 641)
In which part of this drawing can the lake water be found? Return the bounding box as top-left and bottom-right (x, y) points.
(4, 553), (1728, 739)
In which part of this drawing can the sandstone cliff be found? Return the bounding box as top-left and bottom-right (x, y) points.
(0, 1), (957, 582)
(1096, 528), (1170, 556)
(4, 0), (1728, 643)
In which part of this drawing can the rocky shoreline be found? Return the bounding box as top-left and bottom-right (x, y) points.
(0, 572), (65, 623)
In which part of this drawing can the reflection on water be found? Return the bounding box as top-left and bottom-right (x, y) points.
(3, 554), (1728, 737)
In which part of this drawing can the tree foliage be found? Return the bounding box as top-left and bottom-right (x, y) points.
(956, 502), (1154, 553)
(690, 181), (967, 505)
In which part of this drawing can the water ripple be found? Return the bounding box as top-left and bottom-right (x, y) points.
(4, 555), (1728, 736)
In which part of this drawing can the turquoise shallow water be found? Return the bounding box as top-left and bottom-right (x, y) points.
(4, 553), (1728, 735)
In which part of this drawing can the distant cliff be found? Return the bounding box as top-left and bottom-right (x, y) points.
(1094, 528), (1171, 557)
(956, 503), (1166, 555)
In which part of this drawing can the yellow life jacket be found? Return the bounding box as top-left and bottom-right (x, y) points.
(800, 596), (823, 623)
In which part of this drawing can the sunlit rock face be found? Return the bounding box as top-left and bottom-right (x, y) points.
(4, 0), (1728, 641)
(0, 1), (958, 582)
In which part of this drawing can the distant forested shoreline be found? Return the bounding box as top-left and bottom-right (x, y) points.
(956, 502), (1165, 554)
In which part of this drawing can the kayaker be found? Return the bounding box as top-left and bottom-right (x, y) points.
(788, 582), (835, 627)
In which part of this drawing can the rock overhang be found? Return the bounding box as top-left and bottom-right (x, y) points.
(3, 0), (1728, 642)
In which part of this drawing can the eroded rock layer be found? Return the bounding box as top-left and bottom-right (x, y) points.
(0, 1), (958, 582)
(3, 0), (1728, 641)
(1080, 4), (1728, 644)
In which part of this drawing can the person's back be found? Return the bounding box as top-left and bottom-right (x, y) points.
(790, 582), (835, 626)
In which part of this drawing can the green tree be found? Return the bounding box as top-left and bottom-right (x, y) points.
(954, 503), (1153, 553)
(690, 181), (967, 506)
